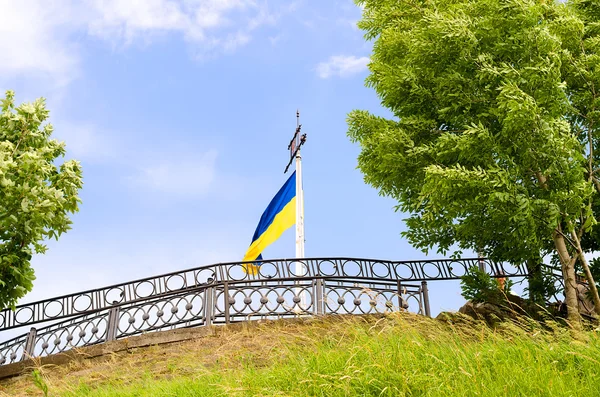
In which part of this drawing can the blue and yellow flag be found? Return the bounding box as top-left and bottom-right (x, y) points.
(243, 172), (296, 274)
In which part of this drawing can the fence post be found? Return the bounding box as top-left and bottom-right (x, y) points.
(314, 278), (323, 315)
(205, 286), (214, 326)
(478, 253), (486, 272)
(397, 281), (406, 311)
(421, 281), (431, 317)
(106, 307), (120, 342)
(224, 282), (230, 324)
(22, 327), (37, 361)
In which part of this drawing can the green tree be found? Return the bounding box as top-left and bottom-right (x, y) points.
(348, 0), (600, 324)
(0, 91), (83, 309)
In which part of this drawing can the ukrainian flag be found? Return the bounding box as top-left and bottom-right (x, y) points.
(243, 171), (296, 274)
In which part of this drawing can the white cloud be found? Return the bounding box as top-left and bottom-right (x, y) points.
(86, 0), (264, 45)
(0, 1), (80, 87)
(316, 55), (369, 79)
(0, 0), (282, 85)
(87, 0), (191, 43)
(131, 149), (218, 196)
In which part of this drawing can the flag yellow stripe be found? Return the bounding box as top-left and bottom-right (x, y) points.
(243, 197), (296, 263)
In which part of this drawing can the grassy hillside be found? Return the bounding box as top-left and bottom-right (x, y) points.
(1, 313), (599, 396)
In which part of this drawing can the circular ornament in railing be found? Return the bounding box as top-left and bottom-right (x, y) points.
(370, 300), (377, 307)
(42, 342), (49, 349)
(105, 288), (125, 305)
(134, 281), (156, 298)
(9, 353), (16, 361)
(337, 297), (345, 305)
(43, 300), (64, 319)
(15, 306), (34, 325)
(501, 262), (523, 276)
(288, 260), (310, 277)
(257, 262), (278, 279)
(171, 307), (178, 314)
(73, 294), (93, 313)
(91, 326), (99, 334)
(228, 297), (235, 305)
(394, 263), (414, 280)
(142, 313), (150, 321)
(276, 296), (285, 304)
(0, 356), (5, 365)
(195, 269), (218, 284)
(341, 260), (362, 277)
(293, 296), (301, 304)
(66, 334), (73, 342)
(448, 261), (468, 278)
(157, 310), (164, 317)
(225, 265), (246, 282)
(128, 317), (135, 324)
(260, 296), (268, 304)
(370, 262), (391, 278)
(353, 298), (361, 306)
(243, 297), (252, 305)
(185, 303), (193, 311)
(421, 262), (441, 279)
(79, 330), (86, 338)
(316, 260), (337, 276)
(166, 274), (186, 292)
(54, 338), (61, 346)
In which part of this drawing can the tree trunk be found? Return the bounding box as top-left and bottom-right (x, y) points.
(525, 258), (544, 306)
(570, 230), (600, 316)
(553, 228), (581, 327)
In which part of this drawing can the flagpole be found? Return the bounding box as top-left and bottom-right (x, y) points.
(285, 110), (307, 312)
(295, 124), (305, 261)
(295, 113), (306, 309)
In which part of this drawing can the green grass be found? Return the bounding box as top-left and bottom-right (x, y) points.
(2, 313), (600, 396)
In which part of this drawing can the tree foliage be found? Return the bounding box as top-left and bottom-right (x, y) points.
(348, 0), (600, 322)
(0, 91), (82, 309)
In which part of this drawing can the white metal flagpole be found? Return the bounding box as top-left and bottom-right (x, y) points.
(295, 149), (305, 261)
(286, 111), (306, 311)
(293, 110), (306, 310)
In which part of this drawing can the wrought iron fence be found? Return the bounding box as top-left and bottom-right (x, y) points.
(0, 277), (426, 364)
(0, 257), (530, 365)
(0, 257), (526, 332)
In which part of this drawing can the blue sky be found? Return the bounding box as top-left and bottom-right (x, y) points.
(0, 0), (476, 315)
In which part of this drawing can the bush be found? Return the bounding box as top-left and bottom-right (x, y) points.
(461, 266), (513, 305)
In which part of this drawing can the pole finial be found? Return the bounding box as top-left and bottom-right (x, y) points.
(285, 110), (306, 173)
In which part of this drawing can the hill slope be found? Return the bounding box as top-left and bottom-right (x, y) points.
(1, 313), (599, 396)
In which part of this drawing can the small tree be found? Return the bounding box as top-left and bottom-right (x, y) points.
(461, 266), (513, 305)
(348, 0), (600, 324)
(0, 91), (83, 309)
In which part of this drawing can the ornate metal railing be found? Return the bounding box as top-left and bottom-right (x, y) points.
(0, 257), (526, 332)
(0, 257), (530, 365)
(0, 278), (426, 365)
